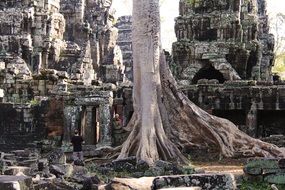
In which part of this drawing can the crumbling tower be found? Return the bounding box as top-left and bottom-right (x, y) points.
(172, 0), (274, 85)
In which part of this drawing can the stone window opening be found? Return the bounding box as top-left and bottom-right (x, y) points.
(246, 50), (258, 79)
(192, 63), (226, 84)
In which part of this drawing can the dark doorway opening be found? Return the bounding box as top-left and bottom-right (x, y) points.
(80, 106), (100, 145)
(192, 64), (225, 84)
(257, 110), (285, 137)
(246, 50), (258, 79)
(212, 109), (247, 131)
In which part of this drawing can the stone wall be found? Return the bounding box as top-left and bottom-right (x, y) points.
(0, 0), (126, 150)
(167, 0), (284, 142)
(180, 79), (285, 138)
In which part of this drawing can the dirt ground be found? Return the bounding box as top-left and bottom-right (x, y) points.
(189, 149), (247, 175)
(193, 159), (245, 175)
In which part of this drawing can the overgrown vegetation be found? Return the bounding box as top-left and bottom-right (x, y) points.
(86, 162), (131, 182)
(240, 180), (285, 190)
(272, 52), (285, 79)
(271, 13), (285, 79)
(30, 99), (40, 106)
(85, 161), (195, 183)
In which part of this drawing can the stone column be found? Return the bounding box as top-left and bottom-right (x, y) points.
(84, 106), (95, 145)
(98, 104), (112, 147)
(246, 103), (258, 137)
(63, 106), (81, 144)
(42, 50), (48, 69)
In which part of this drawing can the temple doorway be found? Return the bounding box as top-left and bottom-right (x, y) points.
(80, 106), (100, 145)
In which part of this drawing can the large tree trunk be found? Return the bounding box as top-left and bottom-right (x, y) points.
(118, 0), (285, 165)
(117, 0), (188, 165)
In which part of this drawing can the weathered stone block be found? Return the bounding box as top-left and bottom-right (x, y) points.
(0, 175), (34, 190)
(4, 166), (31, 176)
(152, 174), (236, 190)
(244, 158), (283, 175)
(159, 188), (201, 190)
(50, 164), (73, 178)
(264, 173), (285, 185)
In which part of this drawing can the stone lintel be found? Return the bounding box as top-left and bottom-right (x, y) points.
(74, 91), (113, 106)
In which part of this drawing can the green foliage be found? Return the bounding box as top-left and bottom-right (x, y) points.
(272, 52), (285, 79)
(182, 165), (195, 174)
(30, 99), (40, 106)
(240, 180), (285, 190)
(186, 0), (196, 5)
(240, 181), (271, 190)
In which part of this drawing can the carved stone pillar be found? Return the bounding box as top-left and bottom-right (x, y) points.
(63, 106), (81, 144)
(98, 104), (112, 146)
(42, 50), (49, 69)
(246, 103), (257, 137)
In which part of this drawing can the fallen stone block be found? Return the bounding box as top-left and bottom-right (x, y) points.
(50, 164), (73, 178)
(11, 150), (30, 158)
(152, 174), (236, 190)
(3, 153), (16, 160)
(37, 158), (48, 171)
(18, 158), (38, 167)
(0, 175), (34, 190)
(46, 149), (66, 164)
(107, 177), (155, 190)
(4, 166), (31, 176)
(244, 158), (285, 175)
(264, 173), (285, 185)
(82, 175), (102, 189)
(158, 188), (201, 190)
(33, 179), (75, 190)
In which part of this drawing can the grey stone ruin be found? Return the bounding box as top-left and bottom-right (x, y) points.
(168, 0), (285, 144)
(0, 0), (127, 151)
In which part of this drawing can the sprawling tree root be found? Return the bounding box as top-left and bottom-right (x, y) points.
(118, 0), (285, 165)
(160, 53), (285, 159)
(118, 104), (189, 165)
(118, 52), (285, 165)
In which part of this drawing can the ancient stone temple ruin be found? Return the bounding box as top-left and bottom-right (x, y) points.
(0, 0), (129, 151)
(0, 0), (284, 152)
(173, 0), (274, 84)
(172, 0), (285, 142)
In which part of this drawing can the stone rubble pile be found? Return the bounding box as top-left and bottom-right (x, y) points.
(0, 149), (102, 190)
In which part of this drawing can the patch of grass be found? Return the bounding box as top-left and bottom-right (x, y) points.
(240, 181), (271, 190)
